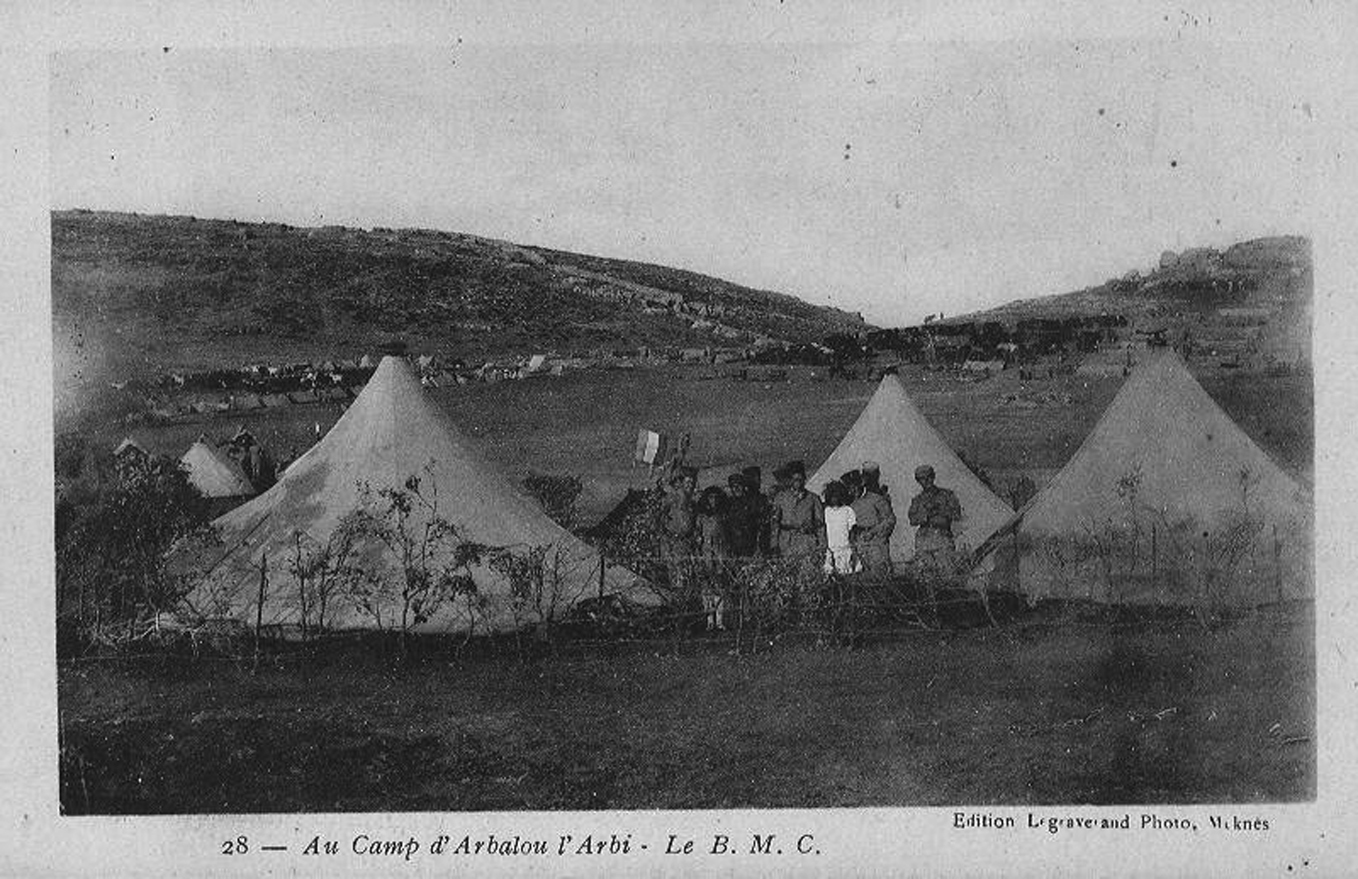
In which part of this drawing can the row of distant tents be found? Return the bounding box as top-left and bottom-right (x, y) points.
(178, 386), (358, 415)
(175, 350), (1311, 638)
(149, 360), (567, 419)
(155, 353), (567, 399)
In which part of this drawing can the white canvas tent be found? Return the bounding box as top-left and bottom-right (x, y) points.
(113, 437), (147, 458)
(180, 439), (256, 498)
(181, 356), (648, 633)
(1003, 351), (1311, 606)
(808, 374), (1015, 563)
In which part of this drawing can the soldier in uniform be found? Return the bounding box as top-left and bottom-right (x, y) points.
(852, 461), (897, 579)
(907, 464), (962, 589)
(771, 460), (825, 560)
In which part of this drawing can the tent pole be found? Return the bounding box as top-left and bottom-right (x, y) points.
(1201, 530), (1210, 611)
(1274, 524), (1282, 602)
(1151, 523), (1157, 593)
(598, 550), (606, 600)
(1012, 527), (1021, 596)
(254, 553), (267, 670)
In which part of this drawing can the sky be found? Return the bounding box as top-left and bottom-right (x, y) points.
(49, 36), (1332, 326)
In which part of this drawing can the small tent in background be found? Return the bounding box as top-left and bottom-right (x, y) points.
(808, 375), (1015, 563)
(113, 437), (147, 460)
(180, 438), (257, 499)
(180, 356), (650, 634)
(1001, 351), (1311, 606)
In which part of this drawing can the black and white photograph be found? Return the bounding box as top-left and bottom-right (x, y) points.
(5, 1), (1356, 875)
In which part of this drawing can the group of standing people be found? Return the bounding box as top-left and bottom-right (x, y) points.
(764, 459), (898, 580)
(657, 457), (962, 631)
(658, 464), (772, 630)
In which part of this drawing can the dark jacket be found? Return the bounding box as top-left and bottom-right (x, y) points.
(721, 494), (763, 558)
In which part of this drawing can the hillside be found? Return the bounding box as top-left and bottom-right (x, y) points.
(944, 236), (1312, 363)
(52, 210), (868, 414)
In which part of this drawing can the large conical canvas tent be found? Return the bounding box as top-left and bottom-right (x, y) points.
(808, 374), (1015, 563)
(181, 356), (648, 633)
(1007, 351), (1311, 606)
(180, 439), (256, 498)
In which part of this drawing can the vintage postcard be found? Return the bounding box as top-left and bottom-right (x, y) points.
(4, 1), (1355, 875)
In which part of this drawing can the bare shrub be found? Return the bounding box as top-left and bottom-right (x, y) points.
(342, 467), (484, 655)
(285, 526), (359, 640)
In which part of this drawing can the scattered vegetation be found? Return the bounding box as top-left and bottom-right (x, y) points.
(338, 473), (487, 654)
(49, 216), (1315, 814)
(55, 438), (215, 652)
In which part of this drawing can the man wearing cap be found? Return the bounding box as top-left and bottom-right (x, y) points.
(771, 461), (825, 560)
(907, 464), (962, 583)
(853, 461), (897, 578)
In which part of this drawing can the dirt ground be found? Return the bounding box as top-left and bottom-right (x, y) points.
(58, 603), (1313, 813)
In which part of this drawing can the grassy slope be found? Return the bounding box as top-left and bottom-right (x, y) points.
(51, 210), (867, 417)
(955, 236), (1311, 323)
(58, 605), (1312, 812)
(944, 237), (1313, 380)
